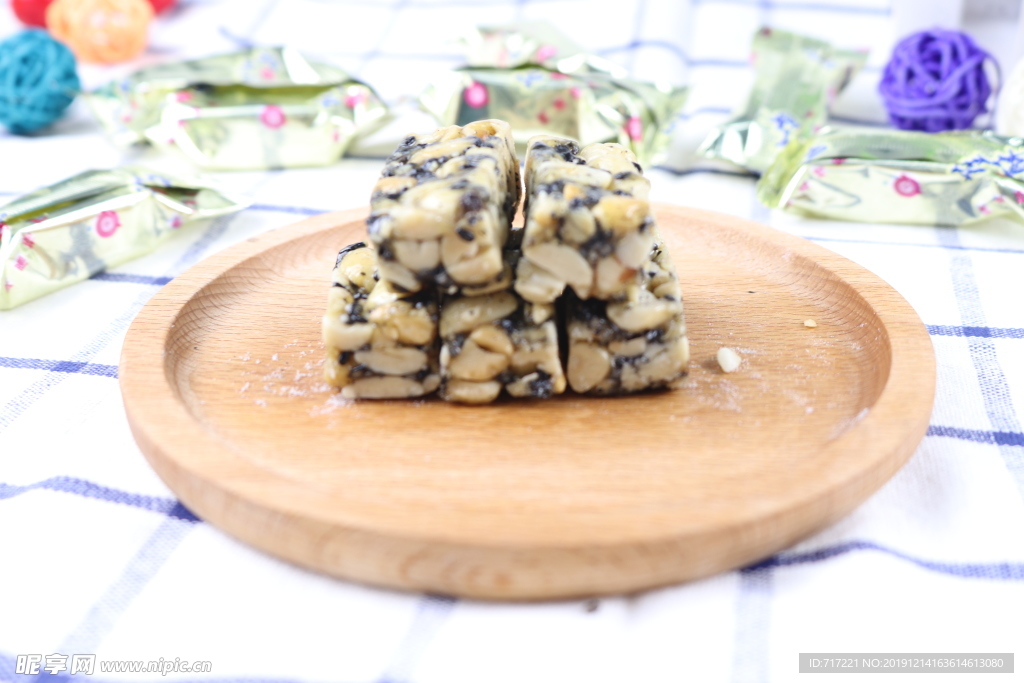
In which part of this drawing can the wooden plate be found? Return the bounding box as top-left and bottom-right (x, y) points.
(120, 205), (935, 600)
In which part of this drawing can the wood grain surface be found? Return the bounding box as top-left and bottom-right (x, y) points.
(119, 204), (936, 600)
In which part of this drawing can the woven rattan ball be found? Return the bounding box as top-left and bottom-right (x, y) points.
(0, 29), (80, 134)
(47, 0), (153, 64)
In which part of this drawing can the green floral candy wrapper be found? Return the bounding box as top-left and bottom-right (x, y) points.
(89, 48), (389, 170)
(421, 24), (687, 165)
(757, 127), (1024, 226)
(698, 27), (867, 173)
(0, 168), (247, 310)
(462, 21), (624, 75)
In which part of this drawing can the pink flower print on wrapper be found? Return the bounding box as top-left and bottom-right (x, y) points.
(96, 211), (121, 238)
(170, 215), (183, 229)
(553, 98), (566, 111)
(261, 105), (287, 129)
(569, 86), (582, 99)
(538, 111), (550, 124)
(535, 44), (558, 62)
(175, 91), (193, 103)
(625, 116), (643, 142)
(4, 280), (12, 291)
(464, 82), (489, 109)
(21, 232), (35, 248)
(14, 255), (28, 271)
(1016, 191), (1024, 205)
(812, 166), (826, 178)
(260, 66), (275, 81)
(893, 175), (921, 198)
(344, 91), (368, 109)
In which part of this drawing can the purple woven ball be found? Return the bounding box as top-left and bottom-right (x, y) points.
(879, 28), (997, 132)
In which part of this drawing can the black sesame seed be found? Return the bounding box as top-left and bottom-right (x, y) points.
(580, 229), (613, 260)
(346, 304), (367, 324)
(457, 227), (475, 241)
(528, 370), (554, 398)
(460, 189), (486, 213)
(449, 333), (467, 356)
(350, 363), (372, 378)
(335, 241), (367, 267)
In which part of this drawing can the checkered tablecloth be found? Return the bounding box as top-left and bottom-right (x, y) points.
(2, 1), (1023, 681)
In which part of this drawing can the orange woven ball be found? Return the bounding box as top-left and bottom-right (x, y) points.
(47, 0), (152, 64)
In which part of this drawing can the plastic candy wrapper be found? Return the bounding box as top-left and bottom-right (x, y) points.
(88, 47), (389, 170)
(756, 127), (1024, 226)
(0, 168), (247, 310)
(421, 23), (687, 165)
(462, 21), (621, 75)
(699, 28), (867, 173)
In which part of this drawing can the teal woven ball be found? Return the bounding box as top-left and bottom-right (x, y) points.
(0, 30), (80, 134)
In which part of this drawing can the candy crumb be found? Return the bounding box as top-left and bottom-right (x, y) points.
(804, 319), (817, 328)
(717, 347), (742, 373)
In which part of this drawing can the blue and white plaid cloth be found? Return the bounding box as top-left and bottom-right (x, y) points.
(2, 1), (1023, 681)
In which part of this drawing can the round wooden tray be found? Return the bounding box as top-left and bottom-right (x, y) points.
(120, 205), (935, 600)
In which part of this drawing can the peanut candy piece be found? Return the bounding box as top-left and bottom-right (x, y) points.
(516, 135), (656, 304)
(438, 260), (566, 405)
(565, 242), (689, 395)
(367, 119), (522, 295)
(322, 242), (441, 399)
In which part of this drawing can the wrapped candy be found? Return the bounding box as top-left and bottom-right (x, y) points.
(420, 23), (687, 165)
(0, 168), (247, 310)
(757, 127), (1024, 226)
(462, 21), (621, 75)
(699, 27), (867, 173)
(88, 47), (389, 170)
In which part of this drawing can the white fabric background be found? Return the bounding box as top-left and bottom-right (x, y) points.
(1, 1), (1024, 681)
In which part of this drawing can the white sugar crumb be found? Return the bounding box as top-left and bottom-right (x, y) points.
(804, 319), (818, 328)
(717, 347), (742, 373)
(239, 382), (250, 393)
(271, 354), (279, 361)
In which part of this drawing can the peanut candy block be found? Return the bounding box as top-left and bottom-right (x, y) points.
(439, 283), (566, 405)
(565, 242), (689, 395)
(367, 119), (522, 295)
(322, 242), (441, 399)
(516, 135), (656, 304)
